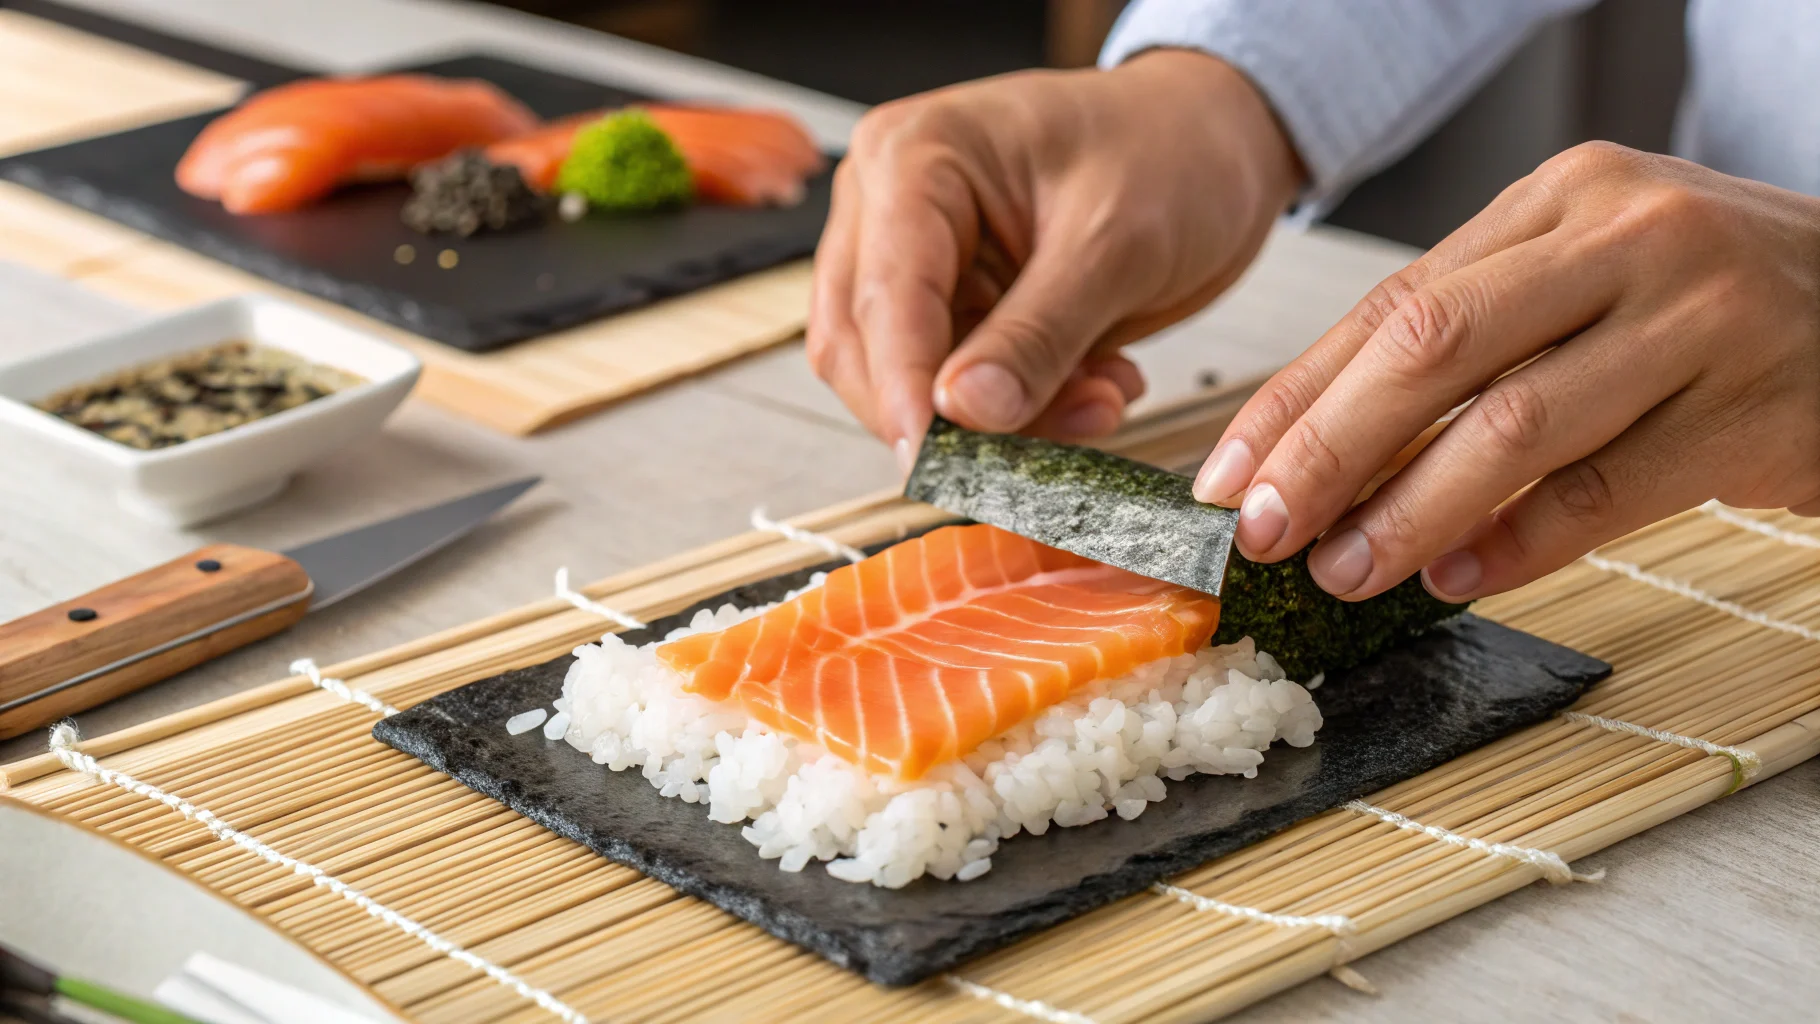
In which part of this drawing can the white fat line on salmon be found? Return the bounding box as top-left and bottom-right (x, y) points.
(1343, 801), (1603, 885)
(944, 976), (1099, 1024)
(1563, 710), (1762, 794)
(1151, 882), (1356, 933)
(1699, 500), (1820, 550)
(290, 658), (398, 717)
(553, 567), (648, 631)
(47, 723), (590, 1024)
(1580, 553), (1820, 645)
(750, 506), (867, 564)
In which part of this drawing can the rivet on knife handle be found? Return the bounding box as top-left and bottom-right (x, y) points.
(0, 544), (312, 739)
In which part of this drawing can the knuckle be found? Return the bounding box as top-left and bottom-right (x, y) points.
(803, 323), (844, 380)
(1380, 286), (1468, 375)
(1367, 490), (1427, 555)
(1546, 461), (1617, 526)
(1616, 183), (1714, 244)
(1358, 269), (1424, 327)
(1252, 368), (1323, 437)
(986, 312), (1073, 376)
(1282, 419), (1347, 486)
(1468, 378), (1551, 461)
(848, 102), (908, 154)
(848, 97), (953, 160)
(1544, 140), (1640, 184)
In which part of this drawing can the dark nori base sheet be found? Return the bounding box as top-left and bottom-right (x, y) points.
(0, 53), (832, 352)
(374, 533), (1609, 986)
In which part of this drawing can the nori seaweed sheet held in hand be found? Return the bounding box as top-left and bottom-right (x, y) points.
(904, 416), (1467, 679)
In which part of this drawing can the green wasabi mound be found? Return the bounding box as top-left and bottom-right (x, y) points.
(555, 110), (693, 212)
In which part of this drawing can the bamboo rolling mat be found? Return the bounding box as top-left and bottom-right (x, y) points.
(0, 9), (245, 158)
(6, 383), (1819, 1023)
(0, 10), (815, 436)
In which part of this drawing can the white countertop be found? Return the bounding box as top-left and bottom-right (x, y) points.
(3, 1), (1815, 1020)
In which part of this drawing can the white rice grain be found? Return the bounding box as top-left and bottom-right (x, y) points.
(506, 708), (548, 735)
(521, 579), (1322, 888)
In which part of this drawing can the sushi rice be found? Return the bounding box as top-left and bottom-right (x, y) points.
(519, 575), (1323, 888)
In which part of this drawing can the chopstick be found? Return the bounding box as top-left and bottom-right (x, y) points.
(1, 946), (202, 1024)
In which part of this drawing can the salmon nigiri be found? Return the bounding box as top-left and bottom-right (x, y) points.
(177, 75), (538, 215)
(657, 524), (1220, 781)
(485, 104), (825, 206)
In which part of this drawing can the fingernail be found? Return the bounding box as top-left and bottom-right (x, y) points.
(1423, 549), (1482, 600)
(894, 438), (915, 478)
(1237, 482), (1289, 553)
(1194, 439), (1255, 505)
(1059, 401), (1120, 438)
(1309, 528), (1373, 596)
(946, 362), (1027, 431)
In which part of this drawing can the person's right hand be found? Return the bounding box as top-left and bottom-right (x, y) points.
(807, 50), (1304, 471)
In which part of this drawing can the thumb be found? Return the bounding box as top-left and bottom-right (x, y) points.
(933, 239), (1124, 433)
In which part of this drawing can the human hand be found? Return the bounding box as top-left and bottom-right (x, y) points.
(807, 50), (1302, 470)
(1194, 142), (1820, 602)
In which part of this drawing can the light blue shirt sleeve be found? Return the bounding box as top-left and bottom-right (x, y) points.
(1100, 0), (1598, 219)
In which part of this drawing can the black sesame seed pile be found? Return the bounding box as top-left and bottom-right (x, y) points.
(401, 150), (547, 237)
(35, 342), (363, 450)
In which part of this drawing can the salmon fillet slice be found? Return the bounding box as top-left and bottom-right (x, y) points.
(484, 104), (825, 205)
(177, 75), (538, 214)
(658, 525), (1220, 780)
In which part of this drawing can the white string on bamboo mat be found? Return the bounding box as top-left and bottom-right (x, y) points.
(553, 567), (647, 631)
(47, 723), (589, 1024)
(1151, 882), (1355, 934)
(945, 975), (1099, 1024)
(289, 658), (398, 718)
(1700, 500), (1820, 551)
(1150, 884), (1374, 995)
(750, 506), (866, 564)
(1344, 800), (1602, 884)
(1580, 553), (1820, 645)
(1563, 710), (1762, 794)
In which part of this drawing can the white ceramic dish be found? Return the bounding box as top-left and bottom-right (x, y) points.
(0, 295), (420, 527)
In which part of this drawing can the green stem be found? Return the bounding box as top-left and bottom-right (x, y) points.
(53, 976), (202, 1024)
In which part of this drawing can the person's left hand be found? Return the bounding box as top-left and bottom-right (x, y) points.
(1192, 142), (1820, 602)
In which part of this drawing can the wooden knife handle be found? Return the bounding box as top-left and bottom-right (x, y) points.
(0, 544), (312, 740)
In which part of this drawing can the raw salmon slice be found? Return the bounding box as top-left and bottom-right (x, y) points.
(177, 75), (538, 214)
(484, 104), (825, 205)
(658, 524), (1220, 780)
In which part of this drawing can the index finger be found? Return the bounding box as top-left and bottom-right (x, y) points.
(1193, 170), (1566, 510)
(850, 156), (981, 454)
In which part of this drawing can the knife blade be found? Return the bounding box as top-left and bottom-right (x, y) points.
(0, 477), (538, 738)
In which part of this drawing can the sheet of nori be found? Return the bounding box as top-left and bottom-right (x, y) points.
(373, 532), (1609, 986)
(0, 52), (832, 352)
(904, 417), (1469, 679)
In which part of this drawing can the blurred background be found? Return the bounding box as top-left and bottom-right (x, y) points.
(484, 0), (1688, 250)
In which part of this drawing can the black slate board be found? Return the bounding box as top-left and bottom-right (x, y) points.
(374, 544), (1609, 986)
(0, 51), (832, 351)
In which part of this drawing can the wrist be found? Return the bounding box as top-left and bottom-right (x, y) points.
(1112, 48), (1306, 215)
